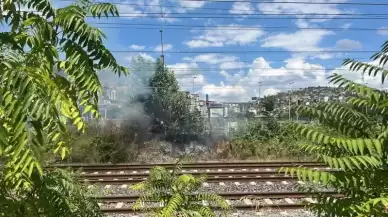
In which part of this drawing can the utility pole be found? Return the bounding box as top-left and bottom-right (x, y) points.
(258, 81), (262, 114)
(159, 0), (165, 66)
(288, 82), (294, 121)
(160, 30), (164, 66)
(192, 76), (196, 95)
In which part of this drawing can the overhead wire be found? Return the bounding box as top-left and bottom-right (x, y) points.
(109, 50), (377, 54)
(85, 14), (388, 20)
(145, 0), (388, 6)
(93, 23), (388, 32)
(59, 0), (388, 11)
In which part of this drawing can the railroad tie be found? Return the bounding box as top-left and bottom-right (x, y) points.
(284, 198), (295, 204)
(264, 198), (273, 205)
(243, 198), (253, 205)
(305, 197), (317, 203)
(115, 202), (124, 209)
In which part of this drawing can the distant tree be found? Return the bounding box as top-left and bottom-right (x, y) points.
(262, 96), (275, 113)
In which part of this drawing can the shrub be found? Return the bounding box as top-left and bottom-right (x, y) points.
(131, 161), (231, 216)
(0, 169), (102, 217)
(281, 42), (388, 216)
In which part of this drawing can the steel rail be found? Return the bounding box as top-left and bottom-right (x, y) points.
(100, 204), (305, 213)
(82, 171), (286, 179)
(51, 162), (324, 171)
(98, 191), (344, 213)
(80, 169), (335, 180)
(96, 191), (342, 202)
(82, 175), (297, 184)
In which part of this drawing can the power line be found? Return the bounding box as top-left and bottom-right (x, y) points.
(88, 14), (388, 20)
(87, 11), (388, 17)
(19, 10), (388, 20)
(110, 50), (377, 54)
(153, 0), (388, 6)
(93, 23), (388, 32)
(59, 0), (388, 11)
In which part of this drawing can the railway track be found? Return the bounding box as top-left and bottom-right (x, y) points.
(50, 161), (325, 172)
(97, 191), (342, 213)
(68, 162), (333, 216)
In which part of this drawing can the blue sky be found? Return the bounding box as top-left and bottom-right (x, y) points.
(11, 0), (388, 102)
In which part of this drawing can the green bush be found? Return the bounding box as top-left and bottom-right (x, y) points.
(226, 118), (307, 160)
(281, 41), (388, 216)
(131, 161), (231, 216)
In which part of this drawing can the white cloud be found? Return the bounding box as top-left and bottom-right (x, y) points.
(183, 54), (246, 70)
(154, 44), (173, 52)
(129, 44), (145, 50)
(377, 27), (388, 36)
(220, 61), (245, 70)
(261, 29), (334, 59)
(183, 53), (238, 64)
(262, 30), (333, 52)
(230, 1), (255, 16)
(167, 62), (205, 92)
(185, 24), (265, 48)
(199, 56), (330, 102)
(258, 0), (347, 23)
(117, 4), (146, 19)
(125, 53), (155, 62)
(172, 0), (205, 12)
(201, 82), (247, 102)
(335, 39), (362, 50)
(341, 23), (353, 29)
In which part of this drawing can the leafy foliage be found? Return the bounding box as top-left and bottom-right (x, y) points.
(281, 42), (388, 216)
(261, 95), (275, 114)
(0, 0), (127, 186)
(0, 169), (102, 217)
(220, 119), (305, 160)
(131, 161), (231, 216)
(143, 58), (204, 143)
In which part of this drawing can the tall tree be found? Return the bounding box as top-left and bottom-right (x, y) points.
(144, 59), (203, 143)
(281, 42), (388, 216)
(0, 0), (126, 214)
